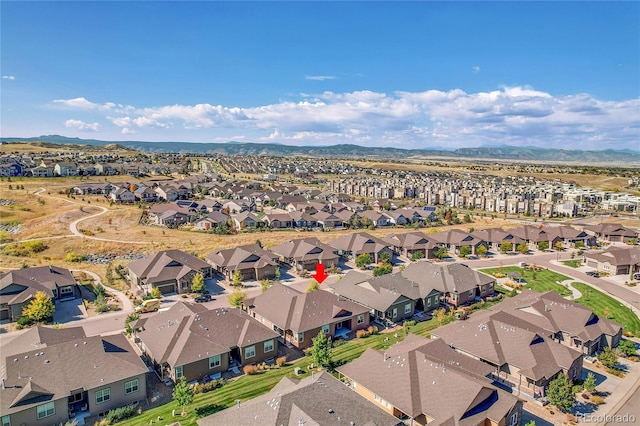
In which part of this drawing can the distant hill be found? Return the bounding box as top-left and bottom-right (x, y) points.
(2, 135), (639, 164)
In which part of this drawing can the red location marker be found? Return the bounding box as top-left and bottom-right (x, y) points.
(311, 264), (329, 284)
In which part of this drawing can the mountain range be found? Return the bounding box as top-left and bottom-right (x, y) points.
(2, 135), (639, 164)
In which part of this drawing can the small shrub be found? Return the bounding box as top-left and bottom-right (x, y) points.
(332, 338), (347, 347)
(356, 329), (367, 338)
(590, 395), (604, 405)
(276, 356), (287, 367)
(571, 384), (583, 394)
(367, 325), (376, 335)
(243, 365), (258, 375)
(105, 405), (136, 423)
(195, 403), (224, 418)
(17, 316), (34, 327)
(404, 320), (416, 328)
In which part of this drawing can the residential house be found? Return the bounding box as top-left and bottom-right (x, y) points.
(244, 283), (370, 348)
(383, 231), (441, 260)
(206, 244), (278, 281)
(401, 262), (496, 306)
(127, 250), (212, 295)
(287, 211), (317, 228)
(29, 165), (55, 177)
(360, 210), (390, 227)
(108, 187), (135, 203)
(328, 232), (392, 264)
(312, 211), (343, 228)
(262, 213), (293, 229)
(134, 186), (159, 202)
(584, 223), (638, 243)
(154, 185), (179, 201)
(511, 225), (562, 251)
(193, 211), (230, 231)
(197, 371), (401, 426)
(430, 229), (487, 256)
(148, 204), (196, 227)
(433, 309), (584, 398)
(0, 327), (147, 426)
(381, 210), (411, 226)
(231, 211), (262, 230)
(54, 162), (78, 176)
(337, 334), (523, 426)
(545, 226), (594, 247)
(133, 302), (278, 383)
(330, 271), (419, 323)
(270, 237), (339, 273)
(0, 163), (23, 177)
(584, 246), (640, 276)
(0, 266), (79, 322)
(497, 290), (623, 355)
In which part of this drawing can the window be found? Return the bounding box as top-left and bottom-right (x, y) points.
(392, 308), (397, 318)
(468, 290), (474, 297)
(209, 354), (221, 369)
(245, 345), (256, 359)
(125, 379), (139, 394)
(404, 303), (411, 314)
(356, 314), (364, 324)
(174, 366), (183, 380)
(321, 324), (330, 334)
(264, 340), (274, 353)
(1, 415), (10, 426)
(509, 412), (519, 426)
(374, 394), (391, 409)
(296, 332), (304, 343)
(96, 388), (111, 404)
(36, 402), (55, 420)
(481, 285), (486, 292)
(426, 298), (431, 307)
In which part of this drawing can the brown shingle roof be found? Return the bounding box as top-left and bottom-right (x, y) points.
(128, 250), (210, 284)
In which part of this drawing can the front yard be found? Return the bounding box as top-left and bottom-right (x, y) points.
(480, 266), (573, 296)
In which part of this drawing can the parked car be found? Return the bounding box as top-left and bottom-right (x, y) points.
(135, 298), (161, 313)
(194, 294), (212, 303)
(586, 271), (600, 278)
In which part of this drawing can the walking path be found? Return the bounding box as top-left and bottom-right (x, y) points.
(560, 280), (582, 300)
(73, 269), (134, 312)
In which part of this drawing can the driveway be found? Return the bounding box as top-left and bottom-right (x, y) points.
(53, 298), (87, 323)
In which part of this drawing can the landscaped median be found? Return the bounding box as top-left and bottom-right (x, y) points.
(124, 318), (444, 426)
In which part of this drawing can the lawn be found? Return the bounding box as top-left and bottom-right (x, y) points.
(480, 266), (572, 296)
(124, 317), (446, 426)
(562, 259), (582, 268)
(571, 282), (640, 337)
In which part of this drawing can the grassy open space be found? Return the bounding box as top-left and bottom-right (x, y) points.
(562, 259), (582, 268)
(571, 282), (640, 337)
(480, 266), (573, 296)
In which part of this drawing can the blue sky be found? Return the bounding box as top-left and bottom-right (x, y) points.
(1, 1), (639, 150)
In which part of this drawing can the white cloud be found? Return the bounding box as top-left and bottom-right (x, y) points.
(51, 87), (640, 150)
(305, 75), (337, 81)
(2, 75), (16, 80)
(65, 119), (100, 132)
(121, 127), (136, 134)
(472, 66), (480, 74)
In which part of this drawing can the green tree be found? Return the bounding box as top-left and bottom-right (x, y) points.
(311, 330), (333, 370)
(379, 251), (392, 265)
(517, 242), (529, 254)
(22, 291), (55, 323)
(538, 241), (549, 251)
(94, 294), (108, 313)
(597, 346), (618, 368)
(373, 263), (393, 277)
(274, 266), (281, 281)
(105, 262), (114, 286)
(524, 421), (536, 426)
(583, 372), (597, 393)
(191, 273), (205, 293)
(458, 245), (471, 258)
(306, 280), (320, 292)
(476, 245), (488, 257)
(554, 241), (564, 251)
(172, 377), (194, 415)
(255, 239), (263, 248)
(618, 340), (637, 357)
(150, 287), (163, 299)
(547, 374), (576, 413)
(435, 308), (447, 324)
(500, 241), (513, 253)
(229, 289), (247, 308)
(232, 269), (243, 287)
(463, 213), (472, 223)
(355, 253), (372, 269)
(433, 247), (448, 260)
(411, 250), (425, 261)
(260, 279), (273, 292)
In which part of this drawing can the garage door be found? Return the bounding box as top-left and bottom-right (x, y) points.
(155, 283), (176, 294)
(587, 260), (598, 268)
(619, 267), (629, 275)
(0, 309), (9, 320)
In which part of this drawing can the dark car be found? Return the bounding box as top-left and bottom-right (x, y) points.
(194, 294), (212, 303)
(586, 271), (600, 278)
